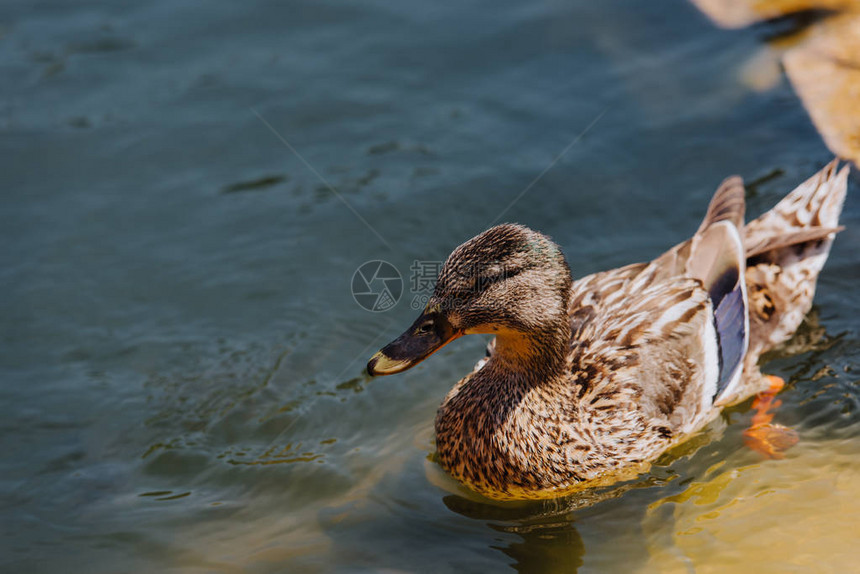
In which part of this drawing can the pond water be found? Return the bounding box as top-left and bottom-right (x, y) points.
(2, 0), (858, 572)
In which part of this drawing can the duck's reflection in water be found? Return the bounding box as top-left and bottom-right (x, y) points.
(443, 494), (585, 572)
(493, 520), (586, 573)
(440, 467), (685, 573)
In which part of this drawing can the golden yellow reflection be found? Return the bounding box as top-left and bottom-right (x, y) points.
(785, 11), (860, 167)
(641, 439), (860, 573)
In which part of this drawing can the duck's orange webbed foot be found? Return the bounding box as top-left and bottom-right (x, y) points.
(743, 375), (799, 459)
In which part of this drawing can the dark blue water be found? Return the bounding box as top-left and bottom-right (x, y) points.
(2, 1), (858, 572)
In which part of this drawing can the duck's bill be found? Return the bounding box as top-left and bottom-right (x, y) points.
(367, 312), (460, 376)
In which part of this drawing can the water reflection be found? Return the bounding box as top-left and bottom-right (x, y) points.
(439, 471), (680, 573)
(440, 471), (673, 522)
(641, 438), (860, 572)
(492, 520), (586, 573)
(440, 495), (588, 572)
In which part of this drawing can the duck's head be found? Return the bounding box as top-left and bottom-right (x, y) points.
(367, 223), (572, 376)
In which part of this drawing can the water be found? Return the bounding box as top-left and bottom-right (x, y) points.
(1, 0), (858, 572)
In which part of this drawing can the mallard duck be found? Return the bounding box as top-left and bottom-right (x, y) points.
(367, 160), (849, 500)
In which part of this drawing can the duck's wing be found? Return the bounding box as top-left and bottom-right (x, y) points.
(567, 176), (750, 431)
(568, 270), (721, 437)
(684, 176), (749, 405)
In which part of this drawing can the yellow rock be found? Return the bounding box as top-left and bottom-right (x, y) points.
(690, 0), (860, 166)
(689, 0), (857, 28)
(785, 12), (860, 167)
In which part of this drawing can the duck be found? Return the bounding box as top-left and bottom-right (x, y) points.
(367, 160), (849, 501)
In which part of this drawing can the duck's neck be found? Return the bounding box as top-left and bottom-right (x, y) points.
(485, 321), (570, 387)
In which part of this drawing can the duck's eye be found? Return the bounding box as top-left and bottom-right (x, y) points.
(416, 321), (434, 334)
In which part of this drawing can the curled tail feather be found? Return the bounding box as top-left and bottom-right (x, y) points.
(697, 175), (746, 234)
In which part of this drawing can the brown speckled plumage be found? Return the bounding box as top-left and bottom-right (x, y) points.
(370, 161), (849, 500)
